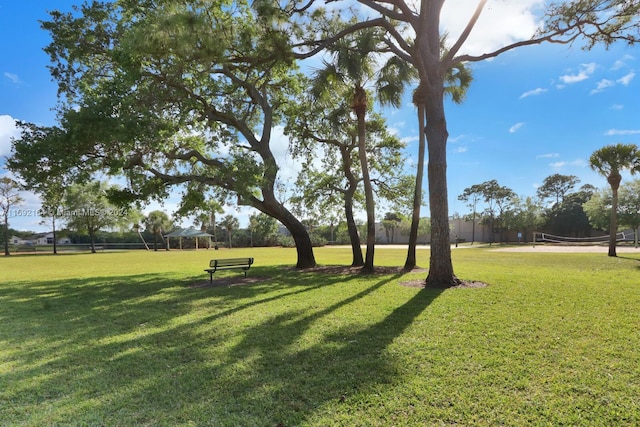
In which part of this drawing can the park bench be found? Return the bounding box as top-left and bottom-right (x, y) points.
(205, 257), (254, 285)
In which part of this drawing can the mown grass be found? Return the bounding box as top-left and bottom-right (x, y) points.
(1, 247), (639, 426)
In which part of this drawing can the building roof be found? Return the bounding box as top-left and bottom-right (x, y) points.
(164, 228), (213, 238)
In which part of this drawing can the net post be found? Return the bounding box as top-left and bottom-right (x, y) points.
(532, 232), (535, 248)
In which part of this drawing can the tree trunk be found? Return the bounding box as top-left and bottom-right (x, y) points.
(345, 193), (364, 266)
(354, 86), (376, 273)
(404, 100), (426, 270)
(339, 145), (364, 266)
(608, 186), (619, 257)
(424, 86), (461, 287)
(471, 209), (476, 245)
(251, 191), (316, 268)
(3, 215), (9, 256)
(90, 231), (97, 254)
(52, 216), (58, 255)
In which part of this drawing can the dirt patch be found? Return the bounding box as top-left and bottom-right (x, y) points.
(298, 265), (428, 275)
(399, 279), (488, 289)
(189, 275), (270, 288)
(302, 265), (487, 289)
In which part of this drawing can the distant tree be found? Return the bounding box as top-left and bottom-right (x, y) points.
(458, 183), (485, 245)
(618, 179), (640, 247)
(8, 122), (73, 255)
(504, 196), (544, 242)
(0, 178), (24, 256)
(475, 180), (516, 244)
(130, 209), (150, 250)
(249, 212), (279, 247)
(64, 182), (121, 253)
(537, 174), (580, 206)
(220, 215), (239, 249)
(547, 189), (594, 237)
(589, 143), (639, 256)
(583, 188), (612, 232)
(144, 210), (173, 251)
(382, 212), (404, 243)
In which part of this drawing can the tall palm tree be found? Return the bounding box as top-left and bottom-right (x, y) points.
(145, 210), (172, 251)
(316, 29), (411, 272)
(589, 143), (639, 257)
(331, 30), (377, 272)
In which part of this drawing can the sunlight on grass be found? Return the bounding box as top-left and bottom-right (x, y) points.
(1, 247), (639, 425)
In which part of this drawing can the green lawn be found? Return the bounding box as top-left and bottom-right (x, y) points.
(1, 247), (639, 426)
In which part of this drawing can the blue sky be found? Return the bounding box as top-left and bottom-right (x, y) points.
(1, 1), (640, 232)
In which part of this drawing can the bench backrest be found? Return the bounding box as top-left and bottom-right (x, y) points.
(210, 257), (254, 268)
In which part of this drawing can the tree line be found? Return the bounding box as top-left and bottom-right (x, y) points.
(458, 144), (640, 256)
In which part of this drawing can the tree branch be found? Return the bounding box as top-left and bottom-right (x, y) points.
(444, 0), (487, 64)
(292, 18), (388, 59)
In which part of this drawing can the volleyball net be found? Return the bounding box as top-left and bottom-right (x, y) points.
(532, 231), (632, 246)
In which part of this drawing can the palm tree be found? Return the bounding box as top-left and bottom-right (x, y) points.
(589, 143), (639, 257)
(145, 210), (172, 251)
(325, 30), (378, 272)
(316, 29), (411, 272)
(220, 214), (239, 249)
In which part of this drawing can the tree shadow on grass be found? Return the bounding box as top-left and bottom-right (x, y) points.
(0, 269), (443, 425)
(202, 274), (444, 425)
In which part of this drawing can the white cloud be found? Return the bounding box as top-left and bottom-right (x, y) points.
(449, 134), (466, 144)
(550, 159), (587, 169)
(269, 125), (301, 184)
(509, 122), (524, 133)
(610, 104), (624, 110)
(0, 115), (20, 157)
(3, 72), (22, 85)
(617, 72), (635, 86)
(590, 79), (614, 94)
(401, 135), (419, 145)
(559, 63), (597, 84)
(455, 146), (468, 153)
(611, 54), (635, 70)
(536, 153), (559, 159)
(440, 0), (544, 56)
(605, 129), (640, 136)
(520, 88), (547, 99)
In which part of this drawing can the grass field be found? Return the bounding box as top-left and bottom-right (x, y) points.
(1, 246), (639, 426)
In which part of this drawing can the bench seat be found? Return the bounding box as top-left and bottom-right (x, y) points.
(205, 257), (254, 284)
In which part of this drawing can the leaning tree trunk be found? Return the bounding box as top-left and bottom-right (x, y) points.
(424, 85), (462, 288)
(404, 94), (426, 270)
(345, 193), (364, 267)
(340, 145), (364, 267)
(354, 86), (376, 273)
(251, 189), (316, 269)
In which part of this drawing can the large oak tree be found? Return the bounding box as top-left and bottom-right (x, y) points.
(37, 0), (317, 267)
